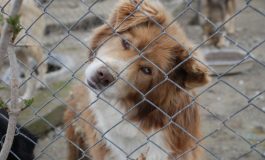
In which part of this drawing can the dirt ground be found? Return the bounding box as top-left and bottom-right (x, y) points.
(1, 0), (265, 160)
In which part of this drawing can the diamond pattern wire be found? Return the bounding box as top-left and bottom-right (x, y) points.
(0, 0), (265, 160)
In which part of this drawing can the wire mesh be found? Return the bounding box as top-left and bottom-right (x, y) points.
(0, 0), (265, 160)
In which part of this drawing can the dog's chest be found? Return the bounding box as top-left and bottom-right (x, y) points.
(90, 96), (169, 160)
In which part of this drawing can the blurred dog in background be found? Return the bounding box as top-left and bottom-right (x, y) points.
(202, 0), (236, 47)
(0, 0), (47, 100)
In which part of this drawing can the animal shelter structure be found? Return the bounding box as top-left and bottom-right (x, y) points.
(0, 0), (265, 159)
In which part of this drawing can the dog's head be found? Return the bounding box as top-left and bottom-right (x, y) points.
(85, 0), (210, 99)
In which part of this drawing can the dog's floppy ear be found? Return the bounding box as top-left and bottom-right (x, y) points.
(89, 25), (112, 51)
(88, 24), (113, 57)
(88, 0), (167, 56)
(109, 0), (167, 32)
(172, 45), (211, 89)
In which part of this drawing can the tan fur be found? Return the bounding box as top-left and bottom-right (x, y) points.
(202, 0), (236, 47)
(64, 0), (210, 159)
(64, 85), (110, 160)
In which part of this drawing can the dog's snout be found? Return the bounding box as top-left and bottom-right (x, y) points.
(96, 67), (114, 86)
(90, 67), (114, 88)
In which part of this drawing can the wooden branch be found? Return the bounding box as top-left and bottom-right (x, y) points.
(0, 0), (23, 160)
(0, 0), (22, 56)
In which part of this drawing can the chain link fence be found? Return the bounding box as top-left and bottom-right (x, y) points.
(0, 0), (265, 159)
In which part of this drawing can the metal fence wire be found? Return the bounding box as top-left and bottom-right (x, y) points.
(0, 0), (265, 159)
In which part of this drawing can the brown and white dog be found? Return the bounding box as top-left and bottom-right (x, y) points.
(202, 0), (236, 47)
(64, 0), (210, 159)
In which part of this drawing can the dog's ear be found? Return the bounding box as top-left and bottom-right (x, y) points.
(171, 45), (211, 89)
(88, 0), (168, 56)
(88, 0), (169, 56)
(89, 25), (112, 51)
(88, 24), (113, 57)
(109, 0), (167, 32)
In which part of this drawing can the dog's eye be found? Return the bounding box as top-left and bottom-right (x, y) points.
(121, 39), (130, 50)
(140, 67), (152, 75)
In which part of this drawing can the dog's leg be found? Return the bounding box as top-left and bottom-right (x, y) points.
(21, 77), (37, 100)
(64, 109), (86, 160)
(225, 0), (236, 34)
(189, 0), (202, 25)
(29, 46), (47, 89)
(15, 50), (36, 100)
(202, 22), (216, 46)
(216, 33), (229, 48)
(15, 46), (47, 99)
(227, 19), (235, 34)
(225, 14), (235, 35)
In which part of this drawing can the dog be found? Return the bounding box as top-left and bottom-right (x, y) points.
(0, 0), (47, 100)
(64, 0), (210, 159)
(202, 0), (236, 47)
(0, 109), (38, 160)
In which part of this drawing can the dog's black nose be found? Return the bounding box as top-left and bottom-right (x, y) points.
(90, 67), (114, 88)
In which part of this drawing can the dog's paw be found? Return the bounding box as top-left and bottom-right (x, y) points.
(227, 26), (235, 35)
(216, 38), (230, 48)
